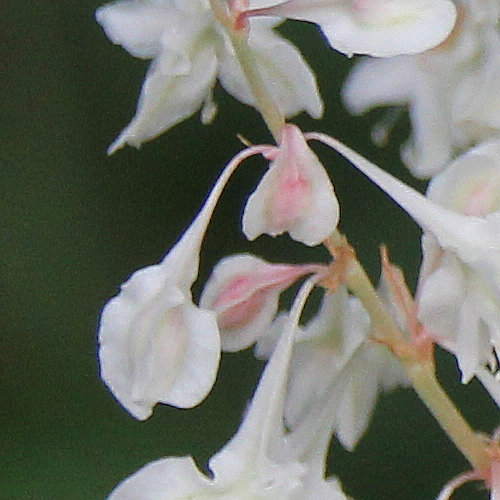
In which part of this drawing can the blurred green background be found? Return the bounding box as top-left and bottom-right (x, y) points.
(2, 2), (499, 498)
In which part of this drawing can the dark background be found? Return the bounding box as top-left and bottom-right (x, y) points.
(2, 2), (498, 498)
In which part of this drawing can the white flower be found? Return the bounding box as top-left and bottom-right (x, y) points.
(257, 286), (408, 451)
(342, 1), (500, 178)
(318, 134), (500, 390)
(245, 0), (457, 57)
(96, 0), (323, 153)
(243, 124), (339, 246)
(200, 253), (325, 352)
(106, 277), (350, 499)
(98, 146), (255, 419)
(416, 141), (500, 383)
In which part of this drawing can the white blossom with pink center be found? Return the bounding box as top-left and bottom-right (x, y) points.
(243, 124), (339, 246)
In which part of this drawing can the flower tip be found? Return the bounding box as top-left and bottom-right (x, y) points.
(107, 131), (129, 155)
(94, 5), (110, 26)
(107, 139), (123, 156)
(107, 129), (141, 155)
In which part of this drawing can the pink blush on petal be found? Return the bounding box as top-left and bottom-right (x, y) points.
(463, 182), (497, 216)
(269, 166), (311, 229)
(217, 289), (268, 331)
(213, 275), (253, 308)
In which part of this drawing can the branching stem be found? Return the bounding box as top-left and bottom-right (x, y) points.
(326, 230), (492, 476)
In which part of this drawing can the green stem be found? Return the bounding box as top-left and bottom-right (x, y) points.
(208, 0), (285, 142)
(328, 230), (491, 474)
(404, 359), (491, 474)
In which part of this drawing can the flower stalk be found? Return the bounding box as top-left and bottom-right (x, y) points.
(208, 0), (285, 141)
(326, 230), (492, 475)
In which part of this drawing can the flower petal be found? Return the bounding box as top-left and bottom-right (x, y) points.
(201, 253), (323, 351)
(99, 147), (257, 418)
(342, 55), (415, 113)
(216, 22), (323, 119)
(108, 42), (217, 153)
(284, 290), (366, 428)
(401, 75), (454, 178)
(342, 54), (454, 178)
(108, 456), (213, 499)
(243, 124), (339, 246)
(99, 263), (221, 419)
(96, 0), (178, 59)
(316, 135), (500, 254)
(260, 0), (457, 57)
(209, 277), (318, 487)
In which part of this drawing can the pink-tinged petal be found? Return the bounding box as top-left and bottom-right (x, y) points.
(252, 0), (457, 57)
(243, 124), (339, 246)
(108, 456), (213, 499)
(426, 141), (500, 216)
(200, 253), (324, 351)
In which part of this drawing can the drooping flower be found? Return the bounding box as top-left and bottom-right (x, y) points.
(342, 0), (500, 177)
(243, 124), (339, 246)
(96, 0), (323, 153)
(313, 133), (500, 390)
(200, 253), (326, 351)
(243, 0), (457, 57)
(106, 276), (351, 499)
(98, 146), (262, 420)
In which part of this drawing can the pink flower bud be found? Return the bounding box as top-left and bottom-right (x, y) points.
(200, 253), (325, 351)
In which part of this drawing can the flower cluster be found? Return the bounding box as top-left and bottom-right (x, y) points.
(343, 0), (500, 177)
(96, 0), (500, 498)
